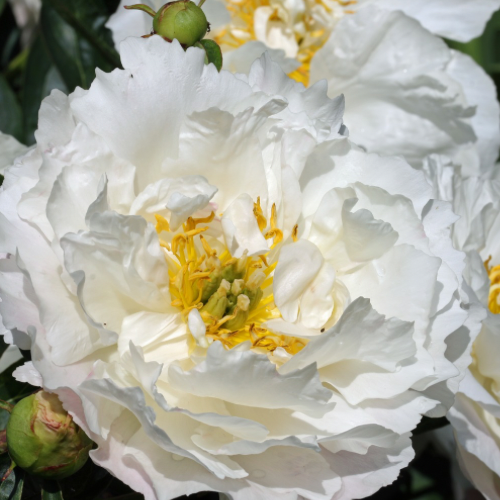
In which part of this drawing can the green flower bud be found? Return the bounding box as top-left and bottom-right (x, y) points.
(6, 392), (93, 480)
(154, 1), (208, 47)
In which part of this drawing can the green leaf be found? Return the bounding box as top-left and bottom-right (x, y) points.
(0, 412), (9, 434)
(40, 0), (121, 93)
(40, 4), (95, 91)
(0, 75), (23, 142)
(0, 466), (23, 500)
(0, 0), (21, 71)
(22, 35), (67, 144)
(0, 455), (18, 500)
(10, 475), (23, 500)
(199, 39), (222, 72)
(43, 0), (121, 69)
(41, 480), (63, 500)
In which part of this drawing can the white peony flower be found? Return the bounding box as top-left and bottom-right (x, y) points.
(0, 37), (480, 499)
(425, 155), (500, 500)
(7, 0), (41, 46)
(311, 9), (500, 170)
(107, 1), (500, 170)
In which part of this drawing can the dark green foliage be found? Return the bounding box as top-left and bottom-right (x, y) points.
(0, 0), (120, 145)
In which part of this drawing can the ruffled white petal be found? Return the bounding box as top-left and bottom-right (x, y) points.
(362, 0), (500, 42)
(310, 7), (476, 167)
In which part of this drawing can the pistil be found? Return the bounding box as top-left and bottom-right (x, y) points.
(155, 203), (308, 355)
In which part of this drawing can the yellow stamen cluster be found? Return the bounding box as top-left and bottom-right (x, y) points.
(485, 256), (500, 314)
(156, 204), (306, 355)
(212, 0), (357, 86)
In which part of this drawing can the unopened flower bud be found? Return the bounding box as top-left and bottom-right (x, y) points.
(6, 392), (92, 479)
(154, 1), (208, 46)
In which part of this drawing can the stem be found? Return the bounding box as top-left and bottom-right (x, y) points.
(0, 399), (13, 413)
(124, 4), (157, 17)
(2, 461), (15, 481)
(198, 0), (207, 7)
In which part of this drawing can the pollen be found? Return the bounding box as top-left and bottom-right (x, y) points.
(158, 204), (306, 355)
(486, 256), (500, 315)
(212, 0), (357, 86)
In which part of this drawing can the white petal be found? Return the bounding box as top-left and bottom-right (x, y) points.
(327, 434), (414, 500)
(130, 175), (217, 230)
(297, 263), (336, 329)
(341, 244), (441, 332)
(447, 51), (500, 175)
(106, 0), (161, 47)
(119, 311), (187, 367)
(310, 7), (475, 166)
(367, 0), (500, 42)
(12, 360), (42, 386)
(222, 194), (269, 258)
(0, 132), (28, 174)
(273, 240), (324, 322)
(341, 198), (398, 262)
(222, 41), (299, 75)
(168, 341), (333, 415)
(61, 207), (169, 343)
(188, 309), (209, 348)
(281, 298), (419, 404)
(71, 37), (253, 184)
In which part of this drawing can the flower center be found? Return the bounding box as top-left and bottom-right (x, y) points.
(485, 257), (500, 314)
(212, 0), (357, 85)
(156, 200), (306, 355)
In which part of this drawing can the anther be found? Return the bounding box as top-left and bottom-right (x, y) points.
(155, 214), (170, 234)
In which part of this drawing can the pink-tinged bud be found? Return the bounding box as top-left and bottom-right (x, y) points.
(6, 392), (92, 479)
